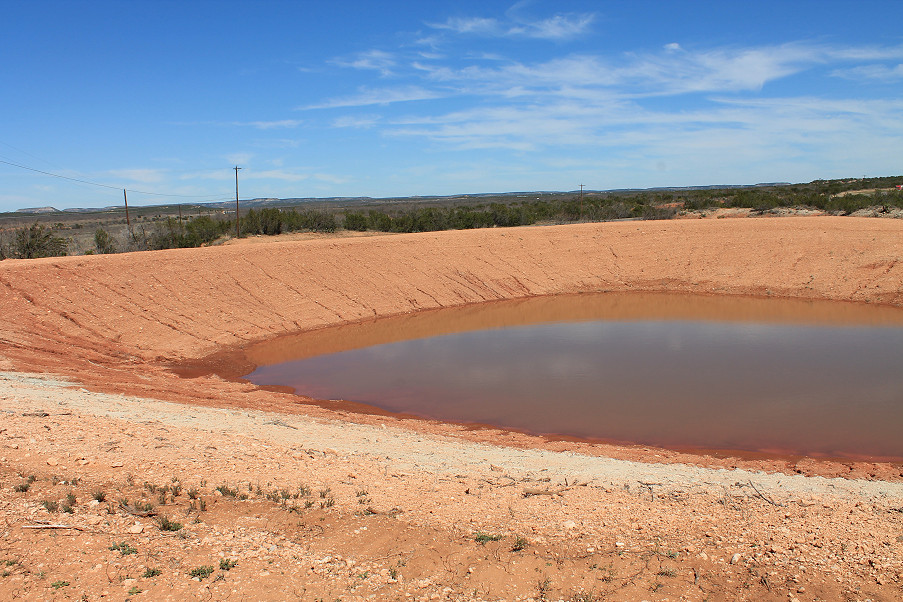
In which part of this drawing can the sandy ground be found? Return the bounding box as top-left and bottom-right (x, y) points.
(2, 216), (903, 600)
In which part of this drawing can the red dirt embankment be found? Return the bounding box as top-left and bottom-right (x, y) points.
(1, 216), (902, 473)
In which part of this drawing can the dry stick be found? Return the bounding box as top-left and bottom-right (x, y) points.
(23, 523), (87, 531)
(746, 480), (784, 507)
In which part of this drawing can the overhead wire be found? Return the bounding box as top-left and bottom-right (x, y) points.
(0, 157), (232, 200)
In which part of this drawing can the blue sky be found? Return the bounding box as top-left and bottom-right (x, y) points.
(1, 0), (902, 211)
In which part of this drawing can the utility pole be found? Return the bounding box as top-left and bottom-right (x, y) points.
(123, 189), (131, 230)
(234, 166), (242, 238)
(579, 184), (585, 220)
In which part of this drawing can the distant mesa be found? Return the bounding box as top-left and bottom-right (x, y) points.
(16, 206), (60, 214)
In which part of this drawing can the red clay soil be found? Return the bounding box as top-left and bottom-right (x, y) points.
(2, 216), (903, 477)
(3, 216), (903, 601)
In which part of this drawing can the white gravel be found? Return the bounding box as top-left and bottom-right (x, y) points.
(2, 371), (902, 502)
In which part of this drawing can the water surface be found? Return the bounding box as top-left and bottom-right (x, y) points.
(245, 294), (903, 460)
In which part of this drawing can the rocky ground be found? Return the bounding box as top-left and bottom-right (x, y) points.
(1, 372), (902, 601)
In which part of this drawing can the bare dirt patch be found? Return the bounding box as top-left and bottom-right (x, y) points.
(2, 217), (903, 600)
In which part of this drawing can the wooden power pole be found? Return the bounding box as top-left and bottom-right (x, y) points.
(123, 189), (131, 230)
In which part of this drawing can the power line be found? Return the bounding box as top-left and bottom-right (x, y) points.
(0, 157), (229, 200)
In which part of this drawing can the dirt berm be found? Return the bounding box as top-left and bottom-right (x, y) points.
(1, 216), (902, 601)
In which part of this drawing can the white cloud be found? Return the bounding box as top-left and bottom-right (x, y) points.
(239, 119), (303, 130)
(427, 11), (594, 40)
(517, 14), (595, 40)
(429, 16), (502, 36)
(332, 115), (381, 128)
(333, 49), (397, 75)
(300, 86), (445, 110)
(831, 63), (903, 81)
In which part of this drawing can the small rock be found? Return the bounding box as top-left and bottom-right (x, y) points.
(563, 520), (577, 530)
(730, 553), (742, 565)
(698, 552), (708, 561)
(128, 523), (144, 534)
(110, 461), (123, 468)
(46, 458), (59, 466)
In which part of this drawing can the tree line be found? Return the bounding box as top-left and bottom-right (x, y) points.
(2, 178), (900, 260)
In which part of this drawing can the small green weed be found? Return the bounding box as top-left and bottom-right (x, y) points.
(50, 580), (69, 590)
(128, 586), (142, 595)
(157, 516), (183, 532)
(92, 490), (106, 502)
(474, 532), (503, 545)
(219, 558), (237, 571)
(512, 536), (529, 551)
(109, 542), (137, 556)
(42, 500), (59, 513)
(189, 565), (214, 580)
(65, 492), (76, 506)
(13, 476), (35, 493)
(142, 567), (161, 578)
(215, 484), (238, 497)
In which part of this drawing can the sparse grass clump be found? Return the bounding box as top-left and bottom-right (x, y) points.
(189, 565), (214, 580)
(215, 484), (238, 497)
(42, 500), (59, 513)
(109, 542), (137, 556)
(157, 516), (183, 532)
(50, 580), (69, 590)
(219, 558), (237, 571)
(512, 536), (529, 551)
(91, 490), (106, 502)
(474, 532), (503, 545)
(142, 567), (161, 578)
(13, 476), (35, 493)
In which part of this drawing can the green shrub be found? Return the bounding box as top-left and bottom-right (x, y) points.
(13, 223), (67, 259)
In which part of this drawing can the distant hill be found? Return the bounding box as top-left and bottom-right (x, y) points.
(15, 206), (60, 214)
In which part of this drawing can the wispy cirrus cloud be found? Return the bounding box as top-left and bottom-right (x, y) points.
(332, 49), (397, 75)
(299, 86), (445, 110)
(239, 119), (303, 129)
(831, 63), (903, 81)
(428, 10), (594, 40)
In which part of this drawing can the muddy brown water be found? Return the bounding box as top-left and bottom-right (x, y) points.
(242, 293), (903, 461)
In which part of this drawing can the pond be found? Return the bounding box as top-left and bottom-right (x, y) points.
(243, 293), (903, 461)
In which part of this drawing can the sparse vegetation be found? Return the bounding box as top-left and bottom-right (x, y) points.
(109, 542), (137, 556)
(219, 558), (237, 571)
(142, 567), (162, 578)
(11, 223), (67, 258)
(50, 580), (69, 590)
(215, 484), (238, 497)
(474, 532), (503, 545)
(92, 490), (106, 502)
(157, 516), (183, 532)
(512, 536), (529, 551)
(189, 565), (214, 580)
(13, 475), (36, 492)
